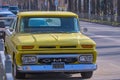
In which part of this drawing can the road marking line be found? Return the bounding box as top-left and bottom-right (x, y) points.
(90, 35), (120, 38)
(85, 33), (120, 43)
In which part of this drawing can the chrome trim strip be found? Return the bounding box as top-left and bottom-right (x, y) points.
(37, 54), (79, 58)
(23, 54), (93, 58)
(18, 64), (97, 73)
(22, 54), (80, 58)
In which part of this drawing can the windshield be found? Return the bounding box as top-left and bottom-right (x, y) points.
(0, 17), (15, 27)
(0, 6), (9, 10)
(9, 7), (18, 10)
(19, 17), (80, 33)
(0, 13), (14, 17)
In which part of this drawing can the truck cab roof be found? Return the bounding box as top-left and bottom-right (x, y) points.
(17, 11), (78, 18)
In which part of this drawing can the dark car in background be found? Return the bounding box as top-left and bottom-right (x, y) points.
(9, 6), (19, 15)
(0, 5), (9, 10)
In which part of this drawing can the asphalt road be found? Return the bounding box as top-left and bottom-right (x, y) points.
(1, 21), (120, 80)
(81, 21), (120, 80)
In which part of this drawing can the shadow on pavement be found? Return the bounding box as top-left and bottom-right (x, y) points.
(17, 73), (85, 80)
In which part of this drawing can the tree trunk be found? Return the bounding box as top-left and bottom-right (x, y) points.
(68, 0), (73, 11)
(48, 0), (55, 11)
(91, 0), (95, 14)
(78, 0), (81, 13)
(117, 0), (120, 22)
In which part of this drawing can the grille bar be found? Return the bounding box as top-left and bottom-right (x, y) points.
(60, 46), (76, 48)
(39, 46), (56, 48)
(39, 46), (77, 48)
(38, 57), (78, 64)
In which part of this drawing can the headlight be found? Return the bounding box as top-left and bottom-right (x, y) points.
(22, 56), (37, 64)
(79, 55), (93, 63)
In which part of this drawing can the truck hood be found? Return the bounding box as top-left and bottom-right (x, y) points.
(13, 33), (96, 49)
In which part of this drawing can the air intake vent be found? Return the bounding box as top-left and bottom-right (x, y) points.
(39, 46), (56, 48)
(60, 46), (76, 48)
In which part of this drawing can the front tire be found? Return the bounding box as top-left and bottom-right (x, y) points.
(13, 62), (25, 79)
(81, 71), (93, 79)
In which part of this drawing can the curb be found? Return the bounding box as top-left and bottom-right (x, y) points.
(80, 19), (120, 27)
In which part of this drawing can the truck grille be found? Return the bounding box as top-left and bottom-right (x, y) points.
(38, 57), (77, 64)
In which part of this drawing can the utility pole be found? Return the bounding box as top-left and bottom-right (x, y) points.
(76, 0), (79, 13)
(88, 0), (91, 19)
(113, 0), (117, 21)
(29, 0), (31, 10)
(55, 0), (58, 11)
(81, 0), (84, 13)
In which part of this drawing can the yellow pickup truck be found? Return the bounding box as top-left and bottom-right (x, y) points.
(5, 11), (97, 79)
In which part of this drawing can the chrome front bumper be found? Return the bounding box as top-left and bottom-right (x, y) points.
(18, 64), (97, 73)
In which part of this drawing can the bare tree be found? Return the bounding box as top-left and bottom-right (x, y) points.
(117, 0), (120, 22)
(68, 0), (73, 11)
(48, 0), (55, 11)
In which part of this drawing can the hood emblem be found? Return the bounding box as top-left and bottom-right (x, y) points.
(53, 58), (62, 62)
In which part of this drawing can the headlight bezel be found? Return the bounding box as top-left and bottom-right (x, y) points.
(78, 54), (93, 64)
(22, 55), (38, 64)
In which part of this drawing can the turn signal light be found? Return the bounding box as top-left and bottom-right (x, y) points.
(22, 46), (34, 49)
(81, 45), (93, 48)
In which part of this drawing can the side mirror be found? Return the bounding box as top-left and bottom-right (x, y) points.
(81, 27), (88, 33)
(5, 26), (14, 32)
(83, 28), (88, 33)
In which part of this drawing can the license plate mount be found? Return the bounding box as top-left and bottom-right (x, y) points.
(52, 62), (64, 69)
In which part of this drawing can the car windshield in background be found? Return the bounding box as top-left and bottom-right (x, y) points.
(20, 17), (80, 33)
(9, 6), (18, 10)
(0, 5), (9, 10)
(0, 17), (15, 27)
(0, 13), (14, 17)
(9, 6), (19, 14)
(0, 10), (16, 17)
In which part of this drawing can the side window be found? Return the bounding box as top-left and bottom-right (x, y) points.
(6, 18), (17, 35)
(74, 18), (80, 31)
(15, 18), (19, 32)
(9, 18), (17, 32)
(20, 18), (24, 32)
(10, 20), (16, 30)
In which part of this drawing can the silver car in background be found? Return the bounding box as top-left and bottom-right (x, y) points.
(0, 10), (16, 17)
(0, 10), (16, 39)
